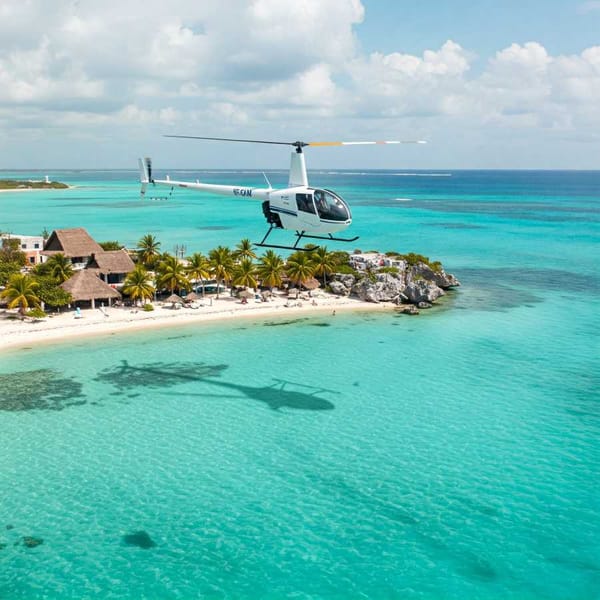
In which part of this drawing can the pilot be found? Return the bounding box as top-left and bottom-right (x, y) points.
(314, 190), (326, 212)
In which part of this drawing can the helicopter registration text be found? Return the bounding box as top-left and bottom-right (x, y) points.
(233, 188), (253, 197)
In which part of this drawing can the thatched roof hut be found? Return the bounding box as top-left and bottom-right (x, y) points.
(302, 277), (321, 291)
(42, 228), (103, 261)
(87, 250), (135, 279)
(164, 293), (184, 306)
(61, 270), (121, 308)
(183, 292), (201, 302)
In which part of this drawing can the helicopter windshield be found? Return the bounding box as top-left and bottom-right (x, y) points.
(313, 189), (350, 222)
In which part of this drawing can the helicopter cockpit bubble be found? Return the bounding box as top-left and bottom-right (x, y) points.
(313, 189), (351, 222)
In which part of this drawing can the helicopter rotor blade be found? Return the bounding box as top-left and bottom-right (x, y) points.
(164, 135), (303, 147)
(164, 135), (426, 148)
(307, 140), (427, 146)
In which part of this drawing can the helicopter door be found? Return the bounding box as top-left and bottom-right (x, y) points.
(295, 193), (319, 226)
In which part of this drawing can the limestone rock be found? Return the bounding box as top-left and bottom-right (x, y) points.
(404, 280), (445, 303)
(399, 304), (419, 315)
(329, 280), (350, 296)
(337, 274), (356, 289)
(412, 263), (460, 288)
(352, 273), (405, 303)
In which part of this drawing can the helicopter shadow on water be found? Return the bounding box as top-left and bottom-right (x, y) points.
(94, 360), (336, 412)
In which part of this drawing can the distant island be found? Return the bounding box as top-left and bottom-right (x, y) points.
(0, 179), (69, 190)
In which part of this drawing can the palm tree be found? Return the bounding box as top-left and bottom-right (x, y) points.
(156, 254), (190, 295)
(285, 252), (316, 295)
(1, 273), (40, 317)
(232, 257), (258, 289)
(234, 238), (257, 262)
(186, 252), (212, 297)
(209, 246), (234, 299)
(45, 253), (73, 283)
(257, 250), (285, 292)
(137, 234), (161, 268)
(310, 246), (336, 286)
(122, 265), (155, 306)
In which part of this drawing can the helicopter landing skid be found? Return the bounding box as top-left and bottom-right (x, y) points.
(295, 231), (360, 244)
(255, 227), (359, 252)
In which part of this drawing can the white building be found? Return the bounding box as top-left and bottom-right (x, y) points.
(1, 233), (45, 266)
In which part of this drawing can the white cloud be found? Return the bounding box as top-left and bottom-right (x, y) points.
(577, 1), (600, 13)
(0, 0), (599, 167)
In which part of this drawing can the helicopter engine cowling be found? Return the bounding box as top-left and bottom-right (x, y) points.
(262, 201), (282, 228)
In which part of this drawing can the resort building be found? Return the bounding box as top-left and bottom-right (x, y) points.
(60, 269), (121, 309)
(87, 250), (135, 287)
(1, 233), (45, 266)
(42, 228), (104, 270)
(349, 252), (384, 271)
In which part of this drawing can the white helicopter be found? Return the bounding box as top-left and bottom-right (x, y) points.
(139, 135), (426, 251)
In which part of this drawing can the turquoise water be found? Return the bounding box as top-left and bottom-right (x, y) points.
(1, 170), (599, 598)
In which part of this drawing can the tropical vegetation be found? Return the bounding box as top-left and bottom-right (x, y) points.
(156, 255), (190, 295)
(44, 253), (74, 283)
(186, 252), (211, 296)
(209, 246), (235, 299)
(122, 265), (156, 305)
(1, 273), (41, 316)
(136, 234), (161, 268)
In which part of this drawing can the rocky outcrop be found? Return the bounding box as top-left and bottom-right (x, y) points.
(411, 264), (460, 289)
(403, 279), (445, 303)
(331, 258), (460, 314)
(352, 273), (406, 303)
(329, 280), (350, 296)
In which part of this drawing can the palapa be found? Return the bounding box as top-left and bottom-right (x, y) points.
(183, 292), (201, 302)
(60, 270), (121, 307)
(42, 227), (103, 258)
(165, 293), (184, 305)
(302, 277), (320, 290)
(87, 250), (135, 275)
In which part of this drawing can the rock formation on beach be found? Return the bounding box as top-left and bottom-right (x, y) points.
(329, 254), (460, 313)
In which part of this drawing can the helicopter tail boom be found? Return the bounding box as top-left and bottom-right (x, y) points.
(137, 158), (269, 200)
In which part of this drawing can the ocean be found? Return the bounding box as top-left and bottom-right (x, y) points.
(1, 169), (599, 599)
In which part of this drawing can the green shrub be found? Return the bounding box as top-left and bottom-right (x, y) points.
(99, 241), (122, 250)
(143, 303), (154, 312)
(398, 252), (430, 266)
(379, 266), (399, 274)
(333, 265), (359, 276)
(26, 308), (47, 319)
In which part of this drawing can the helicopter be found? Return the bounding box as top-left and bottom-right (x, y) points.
(139, 135), (426, 251)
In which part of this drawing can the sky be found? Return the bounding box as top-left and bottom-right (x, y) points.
(0, 0), (599, 170)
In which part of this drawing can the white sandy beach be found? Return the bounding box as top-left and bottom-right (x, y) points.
(0, 292), (392, 352)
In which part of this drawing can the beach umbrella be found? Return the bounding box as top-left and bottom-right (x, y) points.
(302, 277), (320, 291)
(238, 289), (254, 299)
(184, 292), (201, 302)
(165, 293), (184, 306)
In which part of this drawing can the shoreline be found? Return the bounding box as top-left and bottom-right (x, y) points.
(0, 185), (75, 193)
(0, 293), (394, 353)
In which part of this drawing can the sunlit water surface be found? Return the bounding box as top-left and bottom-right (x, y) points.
(1, 169), (599, 599)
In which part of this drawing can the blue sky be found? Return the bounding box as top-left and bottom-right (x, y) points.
(359, 1), (600, 59)
(0, 0), (598, 169)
